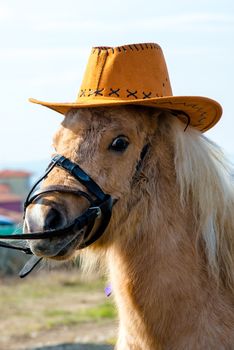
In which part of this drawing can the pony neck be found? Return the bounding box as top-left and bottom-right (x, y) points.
(107, 152), (234, 349)
(108, 180), (200, 348)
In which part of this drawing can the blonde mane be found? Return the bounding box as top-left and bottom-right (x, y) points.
(172, 117), (234, 291)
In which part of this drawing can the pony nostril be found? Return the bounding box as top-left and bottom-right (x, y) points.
(44, 208), (64, 230)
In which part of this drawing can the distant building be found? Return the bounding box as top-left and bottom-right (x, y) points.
(0, 170), (31, 198)
(0, 170), (31, 223)
(0, 207), (22, 224)
(0, 183), (22, 212)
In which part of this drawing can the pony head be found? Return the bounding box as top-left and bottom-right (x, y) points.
(24, 105), (234, 293)
(24, 106), (159, 259)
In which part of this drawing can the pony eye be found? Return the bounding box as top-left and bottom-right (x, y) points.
(109, 136), (129, 152)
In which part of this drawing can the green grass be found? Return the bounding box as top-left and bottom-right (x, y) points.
(84, 301), (117, 320)
(0, 273), (105, 302)
(0, 270), (117, 336)
(44, 301), (117, 329)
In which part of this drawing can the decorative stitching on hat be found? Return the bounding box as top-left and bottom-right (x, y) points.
(96, 49), (109, 90)
(109, 88), (120, 97)
(156, 101), (209, 128)
(88, 88), (104, 96)
(127, 89), (138, 99)
(92, 43), (161, 54)
(80, 89), (86, 97)
(143, 91), (152, 99)
(81, 89), (168, 99)
(88, 89), (93, 96)
(95, 88), (104, 96)
(199, 117), (206, 123)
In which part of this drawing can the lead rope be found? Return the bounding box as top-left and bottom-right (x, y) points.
(0, 241), (42, 278)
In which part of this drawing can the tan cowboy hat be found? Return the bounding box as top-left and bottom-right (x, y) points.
(29, 42), (222, 132)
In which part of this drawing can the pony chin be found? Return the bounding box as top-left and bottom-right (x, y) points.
(28, 236), (80, 260)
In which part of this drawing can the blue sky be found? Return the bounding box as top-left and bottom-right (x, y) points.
(0, 0), (233, 165)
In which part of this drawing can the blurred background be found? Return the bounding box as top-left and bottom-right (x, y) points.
(0, 0), (233, 349)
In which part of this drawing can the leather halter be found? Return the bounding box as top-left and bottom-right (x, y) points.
(22, 154), (114, 244)
(0, 155), (113, 277)
(0, 145), (149, 278)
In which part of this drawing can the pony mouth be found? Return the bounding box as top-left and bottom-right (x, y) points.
(29, 228), (85, 260)
(25, 195), (110, 260)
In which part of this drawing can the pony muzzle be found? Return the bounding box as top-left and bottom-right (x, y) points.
(0, 155), (114, 264)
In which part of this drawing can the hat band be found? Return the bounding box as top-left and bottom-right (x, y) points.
(77, 86), (171, 101)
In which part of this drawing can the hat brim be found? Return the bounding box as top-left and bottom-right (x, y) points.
(29, 95), (222, 132)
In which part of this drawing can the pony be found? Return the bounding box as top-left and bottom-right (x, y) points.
(24, 105), (234, 350)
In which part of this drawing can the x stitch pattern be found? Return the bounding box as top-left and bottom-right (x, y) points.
(80, 89), (167, 100)
(80, 89), (86, 97)
(88, 88), (104, 97)
(109, 88), (120, 97)
(127, 89), (138, 99)
(143, 92), (152, 99)
(81, 89), (167, 100)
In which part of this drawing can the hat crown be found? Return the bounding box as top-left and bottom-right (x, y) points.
(77, 43), (172, 102)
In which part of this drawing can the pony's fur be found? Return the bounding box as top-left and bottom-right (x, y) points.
(26, 106), (234, 349)
(172, 118), (234, 292)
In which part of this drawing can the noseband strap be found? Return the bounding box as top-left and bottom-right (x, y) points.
(24, 155), (106, 212)
(54, 155), (106, 201)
